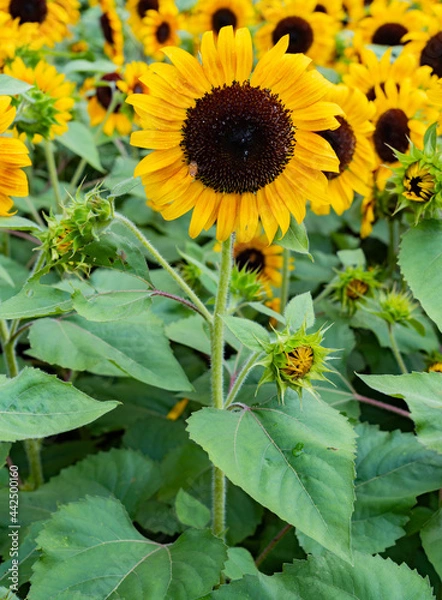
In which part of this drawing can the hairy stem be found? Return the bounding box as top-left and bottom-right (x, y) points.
(388, 323), (408, 375)
(279, 247), (291, 315)
(255, 523), (293, 567)
(353, 393), (411, 419)
(44, 140), (63, 212)
(225, 351), (261, 409)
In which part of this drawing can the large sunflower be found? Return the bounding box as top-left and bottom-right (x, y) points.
(0, 0), (80, 48)
(127, 26), (342, 243)
(98, 0), (124, 66)
(255, 0), (340, 66)
(311, 84), (375, 215)
(0, 96), (31, 216)
(3, 58), (75, 143)
(190, 0), (255, 38)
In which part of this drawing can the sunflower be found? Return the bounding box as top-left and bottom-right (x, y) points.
(138, 6), (182, 60)
(98, 0), (124, 66)
(349, 0), (430, 51)
(233, 234), (284, 287)
(255, 0), (340, 66)
(0, 11), (39, 68)
(402, 4), (442, 79)
(0, 0), (80, 48)
(312, 0), (345, 22)
(0, 96), (31, 216)
(190, 0), (255, 38)
(127, 26), (342, 243)
(83, 72), (132, 136)
(126, 0), (175, 41)
(311, 84), (375, 215)
(3, 58), (75, 143)
(370, 77), (431, 188)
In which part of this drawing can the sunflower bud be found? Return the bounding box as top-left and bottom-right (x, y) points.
(230, 264), (268, 303)
(258, 325), (334, 402)
(377, 288), (417, 326)
(330, 265), (380, 314)
(38, 187), (114, 274)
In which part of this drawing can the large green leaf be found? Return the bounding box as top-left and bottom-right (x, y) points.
(351, 423), (442, 554)
(399, 220), (442, 331)
(0, 74), (33, 95)
(210, 552), (435, 599)
(222, 315), (270, 352)
(27, 314), (192, 391)
(72, 288), (152, 322)
(0, 216), (42, 231)
(278, 218), (311, 257)
(0, 368), (118, 442)
(421, 508), (442, 579)
(359, 372), (442, 454)
(187, 391), (356, 562)
(0, 282), (72, 319)
(57, 121), (104, 172)
(29, 496), (227, 599)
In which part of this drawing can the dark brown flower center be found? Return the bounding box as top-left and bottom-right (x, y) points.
(371, 23), (408, 46)
(100, 13), (114, 45)
(156, 21), (170, 44)
(272, 16), (314, 54)
(318, 116), (356, 180)
(374, 108), (410, 162)
(211, 8), (237, 34)
(235, 248), (265, 273)
(9, 0), (47, 23)
(96, 72), (123, 111)
(137, 0), (159, 19)
(181, 81), (296, 194)
(314, 4), (327, 13)
(420, 32), (442, 78)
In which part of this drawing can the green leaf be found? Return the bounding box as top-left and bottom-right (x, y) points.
(0, 367), (118, 442)
(421, 508), (442, 579)
(359, 372), (442, 454)
(62, 58), (116, 74)
(0, 216), (42, 231)
(0, 443), (10, 468)
(29, 496), (227, 600)
(278, 218), (311, 257)
(0, 522), (44, 590)
(165, 314), (211, 355)
(351, 423), (442, 554)
(222, 547), (258, 581)
(0, 74), (33, 95)
(211, 552), (435, 599)
(337, 248), (366, 267)
(0, 282), (72, 319)
(107, 176), (142, 199)
(27, 314), (192, 392)
(123, 415), (189, 461)
(187, 391), (356, 562)
(0, 587), (20, 600)
(72, 288), (152, 322)
(175, 488), (211, 529)
(57, 121), (104, 172)
(399, 220), (442, 331)
(222, 315), (270, 352)
(283, 292), (315, 331)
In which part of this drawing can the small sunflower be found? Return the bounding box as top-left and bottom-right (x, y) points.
(127, 26), (342, 243)
(98, 0), (124, 66)
(233, 234), (284, 287)
(123, 61), (151, 95)
(311, 84), (375, 215)
(0, 0), (80, 48)
(0, 96), (31, 216)
(350, 0), (430, 51)
(126, 0), (175, 41)
(83, 72), (132, 136)
(190, 0), (255, 38)
(255, 0), (340, 66)
(3, 58), (75, 143)
(313, 0), (345, 23)
(138, 6), (182, 60)
(402, 4), (442, 79)
(0, 11), (38, 68)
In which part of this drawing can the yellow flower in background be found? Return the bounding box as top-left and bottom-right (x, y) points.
(0, 0), (80, 48)
(98, 0), (124, 66)
(255, 0), (339, 66)
(189, 0), (255, 38)
(138, 5), (182, 60)
(83, 72), (132, 136)
(3, 58), (75, 143)
(0, 11), (39, 68)
(128, 26), (342, 243)
(402, 3), (442, 79)
(126, 0), (175, 41)
(311, 84), (375, 215)
(233, 234), (284, 288)
(0, 96), (31, 216)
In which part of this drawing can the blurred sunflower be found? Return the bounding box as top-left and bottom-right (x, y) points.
(3, 58), (75, 143)
(83, 72), (132, 136)
(402, 4), (442, 79)
(350, 0), (429, 51)
(127, 26), (342, 243)
(0, 11), (38, 67)
(313, 0), (345, 22)
(0, 0), (80, 48)
(0, 96), (31, 216)
(190, 0), (255, 38)
(98, 0), (124, 66)
(233, 234), (284, 287)
(123, 61), (150, 95)
(255, 0), (339, 65)
(138, 6), (182, 60)
(126, 0), (174, 40)
(311, 84), (375, 215)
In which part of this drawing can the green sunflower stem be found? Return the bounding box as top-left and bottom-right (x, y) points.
(44, 140), (63, 213)
(388, 323), (408, 375)
(114, 213), (213, 323)
(211, 236), (233, 543)
(279, 247), (291, 315)
(224, 351), (261, 409)
(0, 320), (44, 489)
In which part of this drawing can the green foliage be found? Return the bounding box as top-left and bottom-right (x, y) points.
(421, 509), (442, 579)
(57, 121), (104, 172)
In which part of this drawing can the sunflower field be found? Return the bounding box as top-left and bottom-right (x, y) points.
(1, 0), (442, 598)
